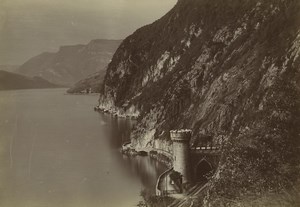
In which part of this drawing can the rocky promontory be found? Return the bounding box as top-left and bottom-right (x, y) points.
(98, 0), (300, 206)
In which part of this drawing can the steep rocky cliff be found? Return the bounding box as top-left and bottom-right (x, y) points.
(99, 0), (300, 205)
(17, 39), (121, 86)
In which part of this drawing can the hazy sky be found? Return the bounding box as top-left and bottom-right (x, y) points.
(0, 0), (177, 65)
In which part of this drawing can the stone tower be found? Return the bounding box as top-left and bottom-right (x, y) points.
(170, 129), (192, 184)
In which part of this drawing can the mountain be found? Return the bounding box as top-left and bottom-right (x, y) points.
(0, 65), (19, 73)
(17, 39), (122, 87)
(66, 71), (104, 93)
(98, 0), (300, 206)
(0, 70), (59, 90)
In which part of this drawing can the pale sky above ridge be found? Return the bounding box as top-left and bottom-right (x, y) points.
(0, 0), (177, 65)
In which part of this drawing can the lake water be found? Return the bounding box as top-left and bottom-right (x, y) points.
(0, 88), (166, 207)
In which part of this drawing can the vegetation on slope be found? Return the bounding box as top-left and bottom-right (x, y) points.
(100, 0), (300, 205)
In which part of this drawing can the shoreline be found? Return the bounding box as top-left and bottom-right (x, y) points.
(94, 105), (139, 119)
(121, 142), (173, 168)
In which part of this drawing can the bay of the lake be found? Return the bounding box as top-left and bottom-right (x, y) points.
(0, 88), (166, 207)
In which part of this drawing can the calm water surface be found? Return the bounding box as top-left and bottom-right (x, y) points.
(0, 88), (166, 207)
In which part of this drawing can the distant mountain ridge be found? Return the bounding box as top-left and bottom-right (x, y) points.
(0, 65), (19, 73)
(0, 70), (59, 90)
(17, 39), (122, 86)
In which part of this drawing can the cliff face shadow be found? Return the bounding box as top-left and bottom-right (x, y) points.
(194, 159), (213, 183)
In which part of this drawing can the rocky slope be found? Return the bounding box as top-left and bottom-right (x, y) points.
(66, 71), (104, 93)
(17, 39), (122, 86)
(0, 70), (59, 90)
(99, 0), (300, 206)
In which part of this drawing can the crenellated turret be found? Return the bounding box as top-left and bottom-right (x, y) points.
(170, 129), (192, 184)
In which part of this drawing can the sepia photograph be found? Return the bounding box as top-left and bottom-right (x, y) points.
(0, 0), (300, 206)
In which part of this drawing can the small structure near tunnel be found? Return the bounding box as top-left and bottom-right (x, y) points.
(170, 129), (192, 184)
(156, 129), (221, 196)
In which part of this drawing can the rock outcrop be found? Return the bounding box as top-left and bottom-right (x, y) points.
(99, 0), (300, 205)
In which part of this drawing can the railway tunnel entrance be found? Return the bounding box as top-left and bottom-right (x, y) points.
(194, 159), (213, 182)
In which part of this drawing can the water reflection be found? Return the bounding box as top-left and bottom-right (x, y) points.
(122, 156), (165, 193)
(0, 89), (165, 207)
(104, 115), (134, 148)
(102, 114), (166, 194)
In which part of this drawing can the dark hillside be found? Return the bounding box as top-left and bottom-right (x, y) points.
(99, 0), (300, 205)
(0, 70), (59, 90)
